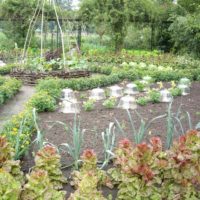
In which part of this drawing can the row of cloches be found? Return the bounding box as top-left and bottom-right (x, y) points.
(59, 77), (191, 114)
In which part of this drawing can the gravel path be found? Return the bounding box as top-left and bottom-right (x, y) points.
(0, 85), (35, 130)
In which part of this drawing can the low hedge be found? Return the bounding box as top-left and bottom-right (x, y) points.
(0, 77), (22, 106)
(0, 64), (14, 75)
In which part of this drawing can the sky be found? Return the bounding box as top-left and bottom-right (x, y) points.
(72, 0), (80, 9)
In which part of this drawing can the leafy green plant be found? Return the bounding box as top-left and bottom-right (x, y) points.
(0, 169), (21, 200)
(148, 89), (161, 103)
(170, 87), (182, 97)
(134, 80), (147, 92)
(27, 92), (56, 112)
(136, 96), (149, 106)
(34, 145), (67, 190)
(69, 149), (112, 200)
(0, 136), (24, 183)
(83, 99), (96, 111)
(103, 97), (117, 109)
(109, 130), (200, 199)
(21, 169), (66, 200)
(59, 115), (85, 169)
(108, 138), (163, 200)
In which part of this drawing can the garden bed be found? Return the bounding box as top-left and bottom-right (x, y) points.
(21, 82), (200, 198)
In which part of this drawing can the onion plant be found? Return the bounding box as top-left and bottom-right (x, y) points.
(101, 122), (116, 169)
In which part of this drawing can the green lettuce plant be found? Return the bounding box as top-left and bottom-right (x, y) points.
(34, 145), (67, 190)
(69, 149), (112, 200)
(108, 138), (163, 199)
(0, 136), (24, 183)
(0, 169), (21, 200)
(21, 169), (66, 200)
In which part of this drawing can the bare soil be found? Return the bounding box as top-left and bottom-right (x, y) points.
(21, 82), (200, 199)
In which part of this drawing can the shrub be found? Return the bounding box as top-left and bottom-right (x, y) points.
(0, 64), (13, 75)
(0, 77), (22, 105)
(36, 78), (62, 98)
(27, 92), (56, 112)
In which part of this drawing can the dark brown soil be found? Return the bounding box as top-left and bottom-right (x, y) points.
(21, 82), (200, 199)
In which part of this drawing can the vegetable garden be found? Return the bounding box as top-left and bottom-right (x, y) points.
(0, 0), (200, 200)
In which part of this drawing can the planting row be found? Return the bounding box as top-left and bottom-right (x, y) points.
(26, 61), (198, 113)
(1, 128), (200, 200)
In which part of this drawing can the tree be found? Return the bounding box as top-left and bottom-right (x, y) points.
(178, 0), (200, 13)
(0, 0), (37, 47)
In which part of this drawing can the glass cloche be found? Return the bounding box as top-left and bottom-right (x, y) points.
(118, 95), (137, 110)
(89, 88), (106, 101)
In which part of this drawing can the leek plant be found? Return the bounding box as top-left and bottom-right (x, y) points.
(32, 108), (45, 150)
(101, 122), (116, 169)
(58, 115), (85, 170)
(115, 110), (166, 144)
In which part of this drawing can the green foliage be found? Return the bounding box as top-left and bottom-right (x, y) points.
(0, 136), (24, 184)
(170, 87), (182, 97)
(34, 145), (67, 190)
(1, 109), (35, 159)
(169, 13), (200, 56)
(148, 89), (161, 103)
(103, 97), (117, 109)
(59, 115), (85, 169)
(136, 97), (149, 106)
(109, 130), (200, 199)
(0, 77), (22, 105)
(101, 123), (116, 168)
(21, 169), (66, 200)
(0, 169), (21, 200)
(0, 0), (37, 47)
(36, 78), (62, 98)
(0, 32), (14, 50)
(83, 99), (96, 111)
(69, 149), (112, 200)
(27, 92), (56, 112)
(134, 80), (148, 92)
